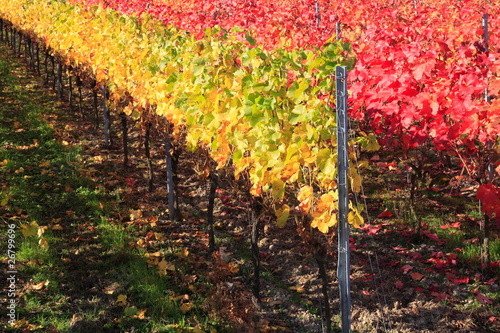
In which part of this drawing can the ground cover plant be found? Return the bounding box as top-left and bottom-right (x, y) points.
(0, 0), (499, 332)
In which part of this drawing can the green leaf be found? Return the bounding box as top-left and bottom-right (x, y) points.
(124, 306), (138, 317)
(245, 34), (257, 46)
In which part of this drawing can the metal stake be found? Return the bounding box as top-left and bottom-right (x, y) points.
(336, 66), (351, 333)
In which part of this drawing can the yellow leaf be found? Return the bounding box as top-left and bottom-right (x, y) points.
(136, 308), (147, 319)
(51, 224), (63, 230)
(271, 178), (285, 199)
(130, 209), (143, 221)
(116, 294), (128, 306)
(38, 237), (49, 249)
(349, 165), (362, 193)
(229, 262), (240, 274)
(297, 185), (313, 214)
(31, 280), (49, 290)
(366, 133), (380, 151)
(311, 211), (336, 233)
(315, 192), (336, 213)
(0, 195), (9, 206)
(20, 221), (39, 238)
(176, 247), (189, 259)
(157, 259), (175, 274)
(348, 206), (364, 228)
(39, 161), (51, 168)
(280, 161), (300, 182)
(180, 302), (194, 313)
(275, 204), (290, 228)
(192, 328), (205, 333)
(37, 226), (47, 237)
(289, 285), (306, 293)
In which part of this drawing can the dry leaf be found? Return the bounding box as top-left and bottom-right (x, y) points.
(39, 237), (49, 249)
(20, 221), (39, 238)
(180, 302), (194, 313)
(116, 294), (128, 306)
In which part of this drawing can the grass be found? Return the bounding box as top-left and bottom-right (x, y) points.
(0, 44), (231, 332)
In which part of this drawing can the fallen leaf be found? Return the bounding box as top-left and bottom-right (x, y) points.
(401, 264), (413, 274)
(394, 281), (404, 289)
(289, 285), (305, 293)
(410, 272), (425, 281)
(228, 262), (240, 274)
(124, 306), (138, 317)
(31, 280), (49, 290)
(136, 308), (147, 319)
(176, 247), (189, 259)
(130, 209), (143, 221)
(475, 292), (493, 305)
(431, 291), (451, 301)
(180, 302), (194, 313)
(377, 209), (393, 218)
(20, 221), (39, 238)
(116, 294), (128, 306)
(38, 238), (49, 249)
(447, 275), (469, 285)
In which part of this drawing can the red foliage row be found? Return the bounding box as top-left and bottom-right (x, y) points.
(67, 0), (500, 220)
(68, 0), (499, 149)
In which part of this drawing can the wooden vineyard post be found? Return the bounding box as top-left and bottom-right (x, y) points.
(165, 123), (176, 221)
(250, 209), (261, 308)
(76, 75), (83, 117)
(144, 123), (154, 192)
(207, 171), (218, 253)
(315, 2), (320, 27)
(101, 86), (111, 147)
(482, 13), (492, 273)
(121, 112), (129, 168)
(336, 66), (351, 333)
(92, 80), (99, 129)
(56, 62), (63, 100)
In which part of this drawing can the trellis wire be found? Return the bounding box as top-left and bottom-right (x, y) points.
(347, 138), (394, 332)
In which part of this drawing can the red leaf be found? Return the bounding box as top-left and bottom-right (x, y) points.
(411, 272), (425, 281)
(477, 184), (500, 221)
(401, 264), (413, 274)
(377, 209), (393, 218)
(381, 260), (401, 267)
(484, 278), (497, 285)
(447, 275), (469, 285)
(431, 292), (451, 301)
(423, 230), (446, 245)
(440, 221), (461, 229)
(407, 251), (423, 261)
(361, 224), (382, 235)
(362, 290), (370, 295)
(394, 281), (404, 290)
(475, 292), (493, 305)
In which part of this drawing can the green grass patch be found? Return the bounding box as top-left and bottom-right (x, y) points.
(0, 44), (226, 333)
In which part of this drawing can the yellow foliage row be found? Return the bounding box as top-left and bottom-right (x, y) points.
(0, 0), (368, 232)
